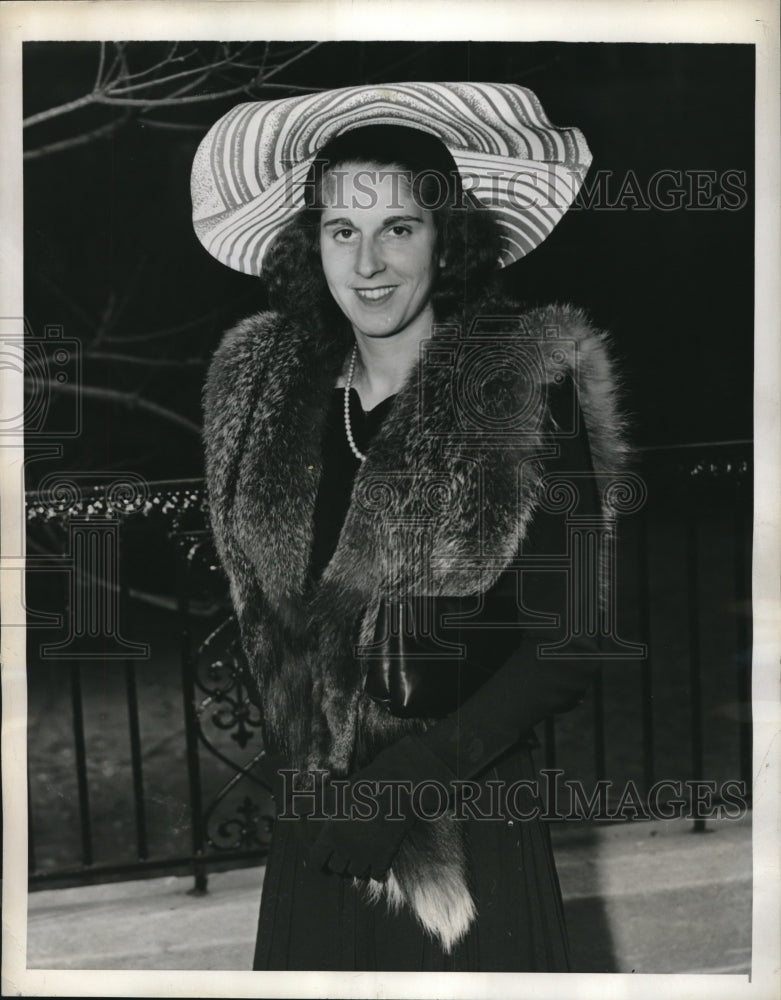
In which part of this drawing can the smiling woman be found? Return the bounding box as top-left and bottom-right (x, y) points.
(194, 82), (629, 972)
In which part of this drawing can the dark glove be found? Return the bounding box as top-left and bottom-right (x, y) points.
(294, 734), (456, 880)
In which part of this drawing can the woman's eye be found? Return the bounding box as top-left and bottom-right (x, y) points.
(333, 228), (355, 242)
(388, 225), (411, 237)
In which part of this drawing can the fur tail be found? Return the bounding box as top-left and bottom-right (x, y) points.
(357, 817), (476, 954)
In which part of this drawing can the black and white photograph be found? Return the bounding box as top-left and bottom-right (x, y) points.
(1, 1), (779, 997)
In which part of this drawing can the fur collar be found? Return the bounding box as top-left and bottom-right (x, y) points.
(208, 296), (626, 598)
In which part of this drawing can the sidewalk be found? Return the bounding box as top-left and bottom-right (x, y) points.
(552, 812), (752, 973)
(26, 813), (752, 973)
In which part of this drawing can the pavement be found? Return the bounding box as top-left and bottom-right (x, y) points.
(551, 812), (752, 974)
(25, 813), (752, 973)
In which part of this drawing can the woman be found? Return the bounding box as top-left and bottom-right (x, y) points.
(194, 82), (628, 972)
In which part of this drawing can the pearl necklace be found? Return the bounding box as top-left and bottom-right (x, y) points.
(344, 344), (367, 463)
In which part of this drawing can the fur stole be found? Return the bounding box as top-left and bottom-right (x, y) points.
(203, 294), (628, 952)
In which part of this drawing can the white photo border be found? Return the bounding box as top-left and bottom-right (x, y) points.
(2, 1), (779, 998)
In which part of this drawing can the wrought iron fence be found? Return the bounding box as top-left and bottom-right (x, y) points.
(26, 478), (273, 889)
(25, 441), (752, 890)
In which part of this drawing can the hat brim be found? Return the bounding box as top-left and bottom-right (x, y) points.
(191, 82), (592, 275)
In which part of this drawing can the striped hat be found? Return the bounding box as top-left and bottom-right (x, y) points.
(191, 82), (592, 275)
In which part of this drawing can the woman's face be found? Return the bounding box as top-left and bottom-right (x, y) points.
(318, 161), (441, 340)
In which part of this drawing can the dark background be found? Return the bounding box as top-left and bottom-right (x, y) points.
(23, 41), (754, 483)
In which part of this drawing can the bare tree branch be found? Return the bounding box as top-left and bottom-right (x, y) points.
(111, 62), (209, 96)
(85, 351), (205, 367)
(256, 41), (270, 79)
(106, 258), (154, 346)
(162, 69), (215, 101)
(28, 379), (202, 437)
(103, 304), (252, 344)
(93, 41), (107, 91)
(102, 39), (128, 87)
(94, 291), (118, 343)
(260, 41), (322, 83)
(30, 270), (99, 333)
(224, 81), (325, 92)
(107, 46), (254, 95)
(111, 42), (190, 86)
(23, 41), (323, 160)
(137, 118), (211, 132)
(24, 115), (129, 161)
(25, 533), (220, 616)
(92, 85), (260, 108)
(364, 41), (438, 82)
(24, 92), (98, 128)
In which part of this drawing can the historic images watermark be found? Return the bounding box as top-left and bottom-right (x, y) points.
(282, 163), (749, 213)
(574, 168), (748, 211)
(277, 769), (749, 824)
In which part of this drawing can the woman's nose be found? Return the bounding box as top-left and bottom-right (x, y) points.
(355, 237), (384, 278)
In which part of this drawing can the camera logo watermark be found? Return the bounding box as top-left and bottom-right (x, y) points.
(0, 316), (82, 438)
(419, 316), (577, 443)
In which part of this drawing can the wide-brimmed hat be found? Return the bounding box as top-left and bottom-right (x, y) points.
(191, 81), (592, 275)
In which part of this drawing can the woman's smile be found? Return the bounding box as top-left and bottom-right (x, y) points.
(353, 285), (397, 304)
(319, 163), (440, 341)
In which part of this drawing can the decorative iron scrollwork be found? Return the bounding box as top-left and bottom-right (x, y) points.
(191, 614), (271, 853)
(209, 792), (274, 851)
(197, 627), (263, 750)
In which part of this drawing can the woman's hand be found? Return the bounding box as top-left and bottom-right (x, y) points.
(304, 778), (417, 880)
(284, 734), (455, 880)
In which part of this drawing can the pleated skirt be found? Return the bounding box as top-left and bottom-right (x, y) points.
(253, 743), (570, 972)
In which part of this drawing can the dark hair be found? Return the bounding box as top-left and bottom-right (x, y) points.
(262, 124), (503, 339)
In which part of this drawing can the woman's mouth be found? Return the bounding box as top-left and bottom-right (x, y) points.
(354, 286), (396, 304)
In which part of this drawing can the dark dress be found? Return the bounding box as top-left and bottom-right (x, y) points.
(253, 383), (599, 972)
